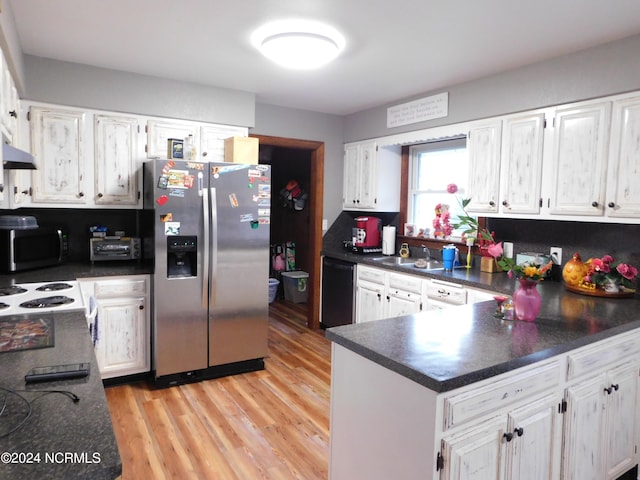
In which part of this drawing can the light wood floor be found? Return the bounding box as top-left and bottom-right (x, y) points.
(105, 300), (331, 480)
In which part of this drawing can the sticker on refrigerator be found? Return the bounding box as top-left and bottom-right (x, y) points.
(258, 184), (271, 198)
(186, 162), (205, 171)
(239, 213), (254, 223)
(156, 195), (169, 206)
(157, 175), (169, 189)
(258, 208), (270, 217)
(161, 161), (175, 175)
(258, 217), (270, 225)
(167, 170), (189, 189)
(164, 222), (180, 235)
(248, 169), (260, 178)
(256, 165), (269, 172)
(160, 213), (173, 222)
(229, 193), (239, 208)
(257, 198), (270, 207)
(169, 189), (185, 198)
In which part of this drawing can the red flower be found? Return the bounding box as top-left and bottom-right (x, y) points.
(617, 263), (638, 281)
(590, 258), (610, 274)
(446, 184), (458, 194)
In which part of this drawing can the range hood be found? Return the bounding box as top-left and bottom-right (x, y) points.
(2, 143), (36, 169)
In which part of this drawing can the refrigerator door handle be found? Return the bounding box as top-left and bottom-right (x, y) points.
(202, 187), (210, 309)
(209, 187), (218, 307)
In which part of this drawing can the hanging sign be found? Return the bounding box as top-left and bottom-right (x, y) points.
(387, 92), (448, 128)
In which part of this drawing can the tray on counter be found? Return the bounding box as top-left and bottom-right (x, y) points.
(565, 283), (636, 298)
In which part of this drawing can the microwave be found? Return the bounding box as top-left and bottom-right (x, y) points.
(90, 237), (141, 262)
(0, 227), (67, 273)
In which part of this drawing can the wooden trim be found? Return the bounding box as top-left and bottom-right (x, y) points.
(251, 134), (324, 329)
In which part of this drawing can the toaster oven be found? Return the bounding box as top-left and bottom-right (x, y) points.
(90, 237), (141, 262)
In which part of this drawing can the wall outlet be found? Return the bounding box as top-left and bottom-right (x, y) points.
(550, 247), (562, 265)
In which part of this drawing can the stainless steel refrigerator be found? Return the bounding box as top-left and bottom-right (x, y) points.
(144, 159), (271, 387)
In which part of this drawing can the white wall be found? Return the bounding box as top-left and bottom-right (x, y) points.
(251, 103), (345, 227)
(344, 33), (640, 142)
(23, 55), (255, 128)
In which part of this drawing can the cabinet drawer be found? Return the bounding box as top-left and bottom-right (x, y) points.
(442, 361), (560, 430)
(94, 279), (147, 298)
(388, 273), (422, 293)
(357, 265), (385, 284)
(566, 331), (640, 381)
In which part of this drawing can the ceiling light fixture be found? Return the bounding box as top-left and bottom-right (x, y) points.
(252, 20), (345, 70)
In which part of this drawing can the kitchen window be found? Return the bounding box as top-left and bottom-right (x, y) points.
(408, 137), (470, 238)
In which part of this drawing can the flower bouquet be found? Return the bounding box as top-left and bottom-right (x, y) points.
(564, 253), (637, 297)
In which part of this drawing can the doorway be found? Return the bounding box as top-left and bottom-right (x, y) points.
(252, 134), (324, 329)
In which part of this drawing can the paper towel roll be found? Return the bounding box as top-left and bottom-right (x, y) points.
(382, 226), (396, 255)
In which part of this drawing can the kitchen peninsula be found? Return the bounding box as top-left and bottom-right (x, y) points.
(326, 280), (640, 480)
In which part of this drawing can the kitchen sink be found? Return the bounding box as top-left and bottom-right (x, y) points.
(371, 256), (449, 269)
(375, 256), (416, 266)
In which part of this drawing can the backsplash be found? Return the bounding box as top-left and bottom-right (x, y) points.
(488, 218), (640, 269)
(0, 208), (152, 262)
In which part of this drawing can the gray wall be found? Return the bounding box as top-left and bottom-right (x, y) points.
(23, 55), (255, 128)
(344, 34), (640, 142)
(251, 104), (345, 226)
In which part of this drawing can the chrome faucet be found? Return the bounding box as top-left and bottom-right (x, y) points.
(421, 245), (431, 260)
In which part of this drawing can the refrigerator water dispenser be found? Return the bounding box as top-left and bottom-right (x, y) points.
(167, 236), (197, 278)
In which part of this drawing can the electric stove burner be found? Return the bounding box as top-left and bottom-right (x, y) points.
(0, 302), (9, 310)
(36, 282), (74, 292)
(0, 286), (28, 296)
(19, 296), (75, 309)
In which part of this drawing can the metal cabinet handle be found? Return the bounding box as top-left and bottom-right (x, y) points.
(608, 202), (615, 208)
(591, 201), (599, 207)
(78, 192), (84, 197)
(502, 200), (508, 206)
(97, 193), (103, 198)
(514, 427), (524, 437)
(489, 201), (495, 207)
(503, 432), (513, 442)
(9, 110), (16, 118)
(139, 305), (144, 310)
(604, 385), (613, 394)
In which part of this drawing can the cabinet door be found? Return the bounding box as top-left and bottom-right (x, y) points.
(30, 106), (88, 204)
(342, 144), (360, 209)
(467, 121), (502, 213)
(386, 289), (422, 318)
(561, 374), (606, 480)
(95, 295), (148, 379)
(500, 113), (545, 214)
(548, 102), (611, 216)
(602, 363), (638, 480)
(94, 114), (141, 206)
(440, 416), (505, 480)
(357, 141), (378, 209)
(355, 280), (385, 323)
(505, 394), (558, 480)
(146, 119), (199, 159)
(200, 124), (247, 163)
(606, 96), (640, 218)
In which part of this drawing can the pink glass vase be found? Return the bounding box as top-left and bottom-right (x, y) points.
(513, 278), (542, 321)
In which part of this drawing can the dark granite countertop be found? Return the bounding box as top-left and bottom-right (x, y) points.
(0, 261), (154, 286)
(323, 248), (640, 393)
(0, 312), (122, 479)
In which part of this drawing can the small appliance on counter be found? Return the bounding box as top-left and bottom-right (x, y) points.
(89, 237), (141, 262)
(0, 215), (67, 273)
(345, 216), (382, 254)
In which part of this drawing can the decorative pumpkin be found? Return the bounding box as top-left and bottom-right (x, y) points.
(562, 252), (589, 286)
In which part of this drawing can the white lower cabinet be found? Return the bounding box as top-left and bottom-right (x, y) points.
(355, 265), (423, 323)
(329, 329), (640, 480)
(80, 275), (151, 379)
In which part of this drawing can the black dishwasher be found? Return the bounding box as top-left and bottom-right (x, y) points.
(321, 257), (355, 328)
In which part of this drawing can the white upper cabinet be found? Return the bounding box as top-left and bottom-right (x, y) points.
(94, 114), (142, 206)
(547, 101), (611, 216)
(605, 95), (640, 218)
(200, 124), (247, 163)
(29, 106), (89, 204)
(466, 121), (502, 214)
(146, 118), (199, 159)
(343, 140), (401, 211)
(499, 112), (546, 214)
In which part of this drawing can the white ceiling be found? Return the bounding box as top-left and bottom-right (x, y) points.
(9, 0), (640, 116)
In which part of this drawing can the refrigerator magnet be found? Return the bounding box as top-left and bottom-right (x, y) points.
(164, 222), (180, 235)
(239, 214), (254, 223)
(229, 193), (239, 208)
(248, 169), (260, 178)
(258, 209), (270, 216)
(160, 213), (173, 222)
(156, 195), (169, 206)
(186, 162), (205, 171)
(169, 189), (185, 198)
(157, 175), (169, 189)
(258, 184), (270, 198)
(259, 217), (270, 225)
